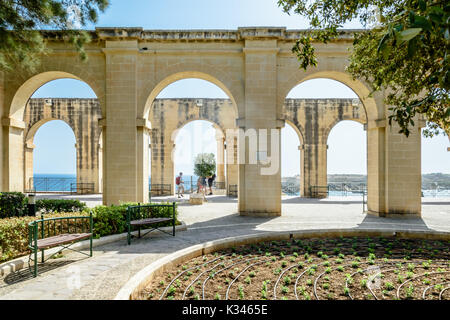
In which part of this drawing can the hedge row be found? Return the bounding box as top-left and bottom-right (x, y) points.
(0, 192), (28, 218)
(0, 193), (88, 218)
(36, 199), (87, 213)
(0, 213), (85, 263)
(0, 202), (179, 263)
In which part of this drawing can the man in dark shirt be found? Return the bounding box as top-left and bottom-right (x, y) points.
(207, 174), (216, 195)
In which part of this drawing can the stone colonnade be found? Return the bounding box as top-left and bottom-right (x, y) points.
(24, 97), (365, 198)
(0, 27), (426, 217)
(23, 98), (102, 193)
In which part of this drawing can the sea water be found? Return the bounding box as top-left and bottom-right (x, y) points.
(33, 174), (450, 197)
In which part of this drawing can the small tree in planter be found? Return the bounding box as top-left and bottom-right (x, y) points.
(194, 153), (216, 178)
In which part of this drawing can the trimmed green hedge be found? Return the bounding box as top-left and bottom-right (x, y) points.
(0, 202), (179, 263)
(0, 212), (86, 263)
(0, 192), (87, 217)
(36, 199), (87, 213)
(91, 202), (178, 238)
(0, 192), (28, 218)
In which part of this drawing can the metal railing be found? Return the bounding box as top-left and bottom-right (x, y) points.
(309, 185), (329, 198)
(228, 184), (238, 197)
(150, 184), (172, 196)
(327, 183), (367, 196)
(70, 183), (95, 195)
(213, 181), (226, 190)
(281, 183), (300, 196)
(29, 177), (76, 193)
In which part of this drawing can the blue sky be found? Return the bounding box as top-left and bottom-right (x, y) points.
(31, 0), (450, 176)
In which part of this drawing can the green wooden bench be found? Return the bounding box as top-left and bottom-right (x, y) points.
(28, 213), (93, 277)
(127, 203), (176, 245)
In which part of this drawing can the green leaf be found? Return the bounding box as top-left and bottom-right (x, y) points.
(377, 32), (391, 53)
(429, 6), (445, 16)
(397, 28), (422, 42)
(428, 13), (443, 24)
(418, 0), (427, 12)
(410, 16), (432, 31)
(407, 37), (417, 58)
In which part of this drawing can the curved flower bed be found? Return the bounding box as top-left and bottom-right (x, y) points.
(139, 237), (450, 300)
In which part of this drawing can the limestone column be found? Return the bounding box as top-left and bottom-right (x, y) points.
(98, 135), (103, 194)
(216, 133), (225, 186)
(225, 134), (238, 191)
(137, 119), (151, 200)
(376, 121), (421, 217)
(301, 143), (328, 198)
(299, 145), (305, 197)
(24, 142), (35, 191)
(150, 128), (174, 196)
(2, 117), (25, 192)
(102, 40), (148, 205)
(238, 35), (282, 216)
(76, 110), (100, 194)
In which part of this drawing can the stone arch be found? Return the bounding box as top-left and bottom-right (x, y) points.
(284, 119), (305, 146)
(324, 117), (367, 143)
(25, 118), (77, 146)
(172, 118), (227, 141)
(172, 118), (228, 187)
(142, 69), (241, 120)
(279, 71), (379, 122)
(8, 71), (105, 121)
(23, 118), (77, 191)
(326, 119), (368, 184)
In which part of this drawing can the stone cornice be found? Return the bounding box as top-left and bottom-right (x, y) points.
(41, 27), (364, 43)
(238, 27), (286, 40)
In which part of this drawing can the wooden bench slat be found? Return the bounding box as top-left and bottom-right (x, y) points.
(130, 218), (172, 226)
(36, 233), (92, 249)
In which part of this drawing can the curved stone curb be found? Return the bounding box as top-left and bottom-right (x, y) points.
(115, 228), (450, 300)
(0, 221), (187, 278)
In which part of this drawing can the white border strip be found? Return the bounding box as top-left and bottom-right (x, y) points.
(114, 228), (450, 300)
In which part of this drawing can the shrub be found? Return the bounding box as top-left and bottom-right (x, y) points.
(90, 204), (127, 238)
(0, 212), (86, 263)
(91, 202), (179, 238)
(0, 202), (179, 263)
(193, 153), (216, 177)
(0, 215), (36, 262)
(0, 192), (28, 218)
(36, 199), (87, 213)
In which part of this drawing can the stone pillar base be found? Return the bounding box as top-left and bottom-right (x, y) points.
(366, 210), (421, 219)
(189, 193), (206, 205)
(239, 211), (281, 217)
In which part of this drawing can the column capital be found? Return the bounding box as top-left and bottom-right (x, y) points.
(136, 118), (151, 130)
(417, 119), (427, 128)
(2, 117), (25, 130)
(366, 119), (386, 130)
(98, 118), (107, 127)
(25, 141), (35, 150)
(301, 143), (329, 150)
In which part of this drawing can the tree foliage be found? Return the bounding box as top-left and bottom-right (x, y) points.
(194, 153), (216, 178)
(0, 0), (109, 72)
(278, 0), (449, 137)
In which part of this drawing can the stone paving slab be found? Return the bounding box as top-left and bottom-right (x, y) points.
(0, 195), (448, 300)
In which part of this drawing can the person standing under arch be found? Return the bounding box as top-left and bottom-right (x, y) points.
(208, 174), (216, 195)
(176, 172), (185, 198)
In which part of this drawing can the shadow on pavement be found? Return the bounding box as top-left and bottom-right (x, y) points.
(1, 259), (77, 286)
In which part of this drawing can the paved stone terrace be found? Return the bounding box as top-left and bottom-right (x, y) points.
(0, 195), (449, 300)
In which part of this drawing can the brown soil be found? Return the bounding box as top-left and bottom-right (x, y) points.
(138, 237), (450, 300)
